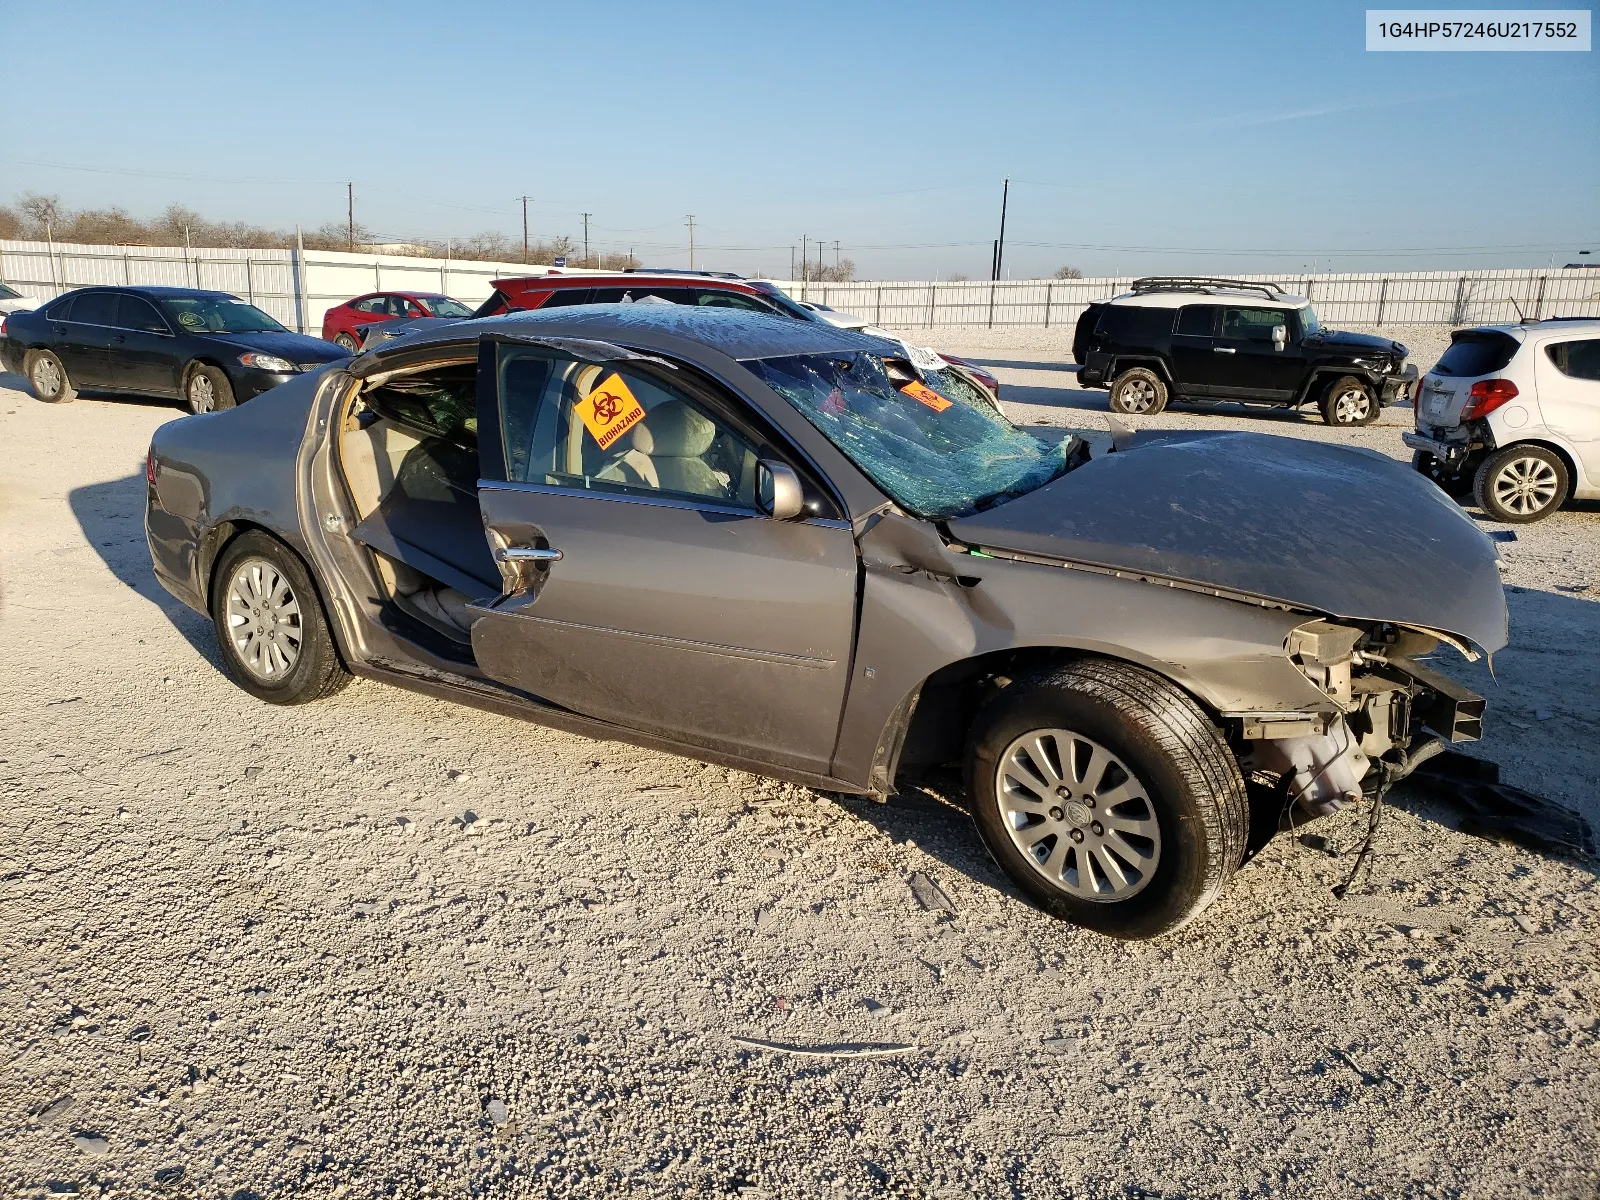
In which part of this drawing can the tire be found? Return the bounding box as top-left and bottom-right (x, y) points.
(210, 531), (351, 705)
(1108, 367), (1168, 416)
(1473, 443), (1569, 524)
(333, 332), (360, 353)
(186, 363), (235, 414)
(1319, 375), (1379, 426)
(966, 658), (1247, 939)
(1411, 449), (1472, 498)
(25, 349), (77, 404)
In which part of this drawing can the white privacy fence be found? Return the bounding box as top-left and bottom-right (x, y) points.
(772, 270), (1600, 329)
(0, 239), (606, 334)
(3, 239), (1597, 334)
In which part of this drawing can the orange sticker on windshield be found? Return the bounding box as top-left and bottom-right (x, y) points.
(577, 372), (646, 450)
(900, 380), (952, 412)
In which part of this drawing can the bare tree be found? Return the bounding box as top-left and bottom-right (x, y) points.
(811, 259), (855, 283)
(1053, 265), (1083, 279)
(948, 272), (970, 282)
(18, 192), (63, 237)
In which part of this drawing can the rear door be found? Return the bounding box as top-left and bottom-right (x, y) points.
(1168, 304), (1223, 392)
(469, 337), (859, 776)
(110, 295), (181, 395)
(53, 291), (119, 388)
(1536, 336), (1600, 482)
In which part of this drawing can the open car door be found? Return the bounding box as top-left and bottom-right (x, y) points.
(467, 334), (860, 778)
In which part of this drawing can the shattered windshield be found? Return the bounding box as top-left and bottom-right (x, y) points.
(744, 351), (1072, 518)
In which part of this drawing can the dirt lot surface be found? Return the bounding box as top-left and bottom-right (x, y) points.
(2, 326), (1598, 1199)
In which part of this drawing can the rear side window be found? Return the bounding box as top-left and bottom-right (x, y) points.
(1435, 331), (1519, 377)
(1095, 305), (1174, 345)
(1547, 339), (1600, 381)
(539, 288), (594, 308)
(1175, 305), (1219, 337)
(46, 296), (78, 320)
(74, 293), (120, 326)
(353, 296), (386, 313)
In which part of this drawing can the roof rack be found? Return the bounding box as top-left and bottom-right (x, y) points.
(1130, 277), (1291, 301)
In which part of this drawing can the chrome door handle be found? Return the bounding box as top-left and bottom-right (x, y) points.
(495, 545), (562, 563)
(1213, 347), (1236, 354)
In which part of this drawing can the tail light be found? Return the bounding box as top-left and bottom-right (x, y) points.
(1, 315), (8, 337)
(1461, 378), (1519, 420)
(146, 448), (157, 485)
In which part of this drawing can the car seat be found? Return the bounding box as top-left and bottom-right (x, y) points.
(596, 399), (725, 499)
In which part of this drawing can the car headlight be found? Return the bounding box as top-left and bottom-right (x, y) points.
(238, 352), (297, 372)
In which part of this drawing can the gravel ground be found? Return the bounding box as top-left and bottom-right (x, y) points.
(2, 335), (1597, 1200)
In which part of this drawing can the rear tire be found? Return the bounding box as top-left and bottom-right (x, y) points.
(26, 350), (77, 403)
(1474, 444), (1569, 524)
(966, 658), (1247, 939)
(211, 531), (351, 705)
(186, 364), (235, 414)
(333, 332), (360, 353)
(1108, 367), (1168, 416)
(1319, 375), (1379, 426)
(1411, 449), (1472, 497)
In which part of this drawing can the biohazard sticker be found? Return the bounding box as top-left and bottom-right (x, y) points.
(576, 372), (646, 450)
(899, 380), (952, 412)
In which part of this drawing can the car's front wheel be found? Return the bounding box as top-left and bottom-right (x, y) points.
(1108, 367), (1168, 416)
(186, 364), (235, 414)
(1474, 443), (1569, 523)
(1319, 376), (1379, 426)
(26, 350), (77, 403)
(966, 658), (1247, 939)
(211, 531), (351, 705)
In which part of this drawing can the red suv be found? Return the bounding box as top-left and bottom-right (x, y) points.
(322, 291), (474, 351)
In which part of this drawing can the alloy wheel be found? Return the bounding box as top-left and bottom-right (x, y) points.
(225, 557), (304, 680)
(1332, 388), (1371, 423)
(189, 372), (216, 413)
(1120, 378), (1157, 414)
(32, 356), (62, 398)
(995, 728), (1162, 902)
(1492, 455), (1560, 516)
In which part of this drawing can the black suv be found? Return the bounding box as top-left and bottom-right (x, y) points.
(1073, 278), (1417, 426)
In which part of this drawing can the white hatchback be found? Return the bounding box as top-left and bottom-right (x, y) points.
(1405, 319), (1600, 522)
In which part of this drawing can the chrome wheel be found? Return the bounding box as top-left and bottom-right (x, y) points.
(995, 728), (1162, 902)
(1332, 387), (1372, 423)
(1492, 455), (1560, 516)
(1119, 377), (1157, 414)
(31, 355), (63, 398)
(188, 372), (216, 413)
(225, 557), (304, 680)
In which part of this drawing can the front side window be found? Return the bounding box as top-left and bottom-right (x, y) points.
(497, 348), (762, 509)
(693, 289), (773, 313)
(0, 283), (20, 301)
(1221, 307), (1288, 342)
(1547, 338), (1600, 381)
(423, 296), (474, 318)
(743, 351), (1070, 519)
(117, 296), (169, 334)
(163, 296), (285, 334)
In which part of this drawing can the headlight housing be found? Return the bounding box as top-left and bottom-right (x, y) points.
(238, 352), (297, 372)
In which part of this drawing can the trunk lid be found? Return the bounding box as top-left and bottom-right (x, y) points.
(1417, 329), (1523, 430)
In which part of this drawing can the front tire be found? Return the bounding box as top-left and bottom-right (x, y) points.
(967, 658), (1247, 939)
(1108, 367), (1168, 416)
(1319, 375), (1379, 426)
(26, 350), (77, 403)
(186, 364), (235, 414)
(1474, 444), (1569, 523)
(211, 532), (351, 705)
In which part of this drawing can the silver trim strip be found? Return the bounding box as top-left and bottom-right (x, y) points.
(479, 479), (851, 529)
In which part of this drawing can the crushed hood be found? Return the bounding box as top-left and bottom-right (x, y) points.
(1314, 328), (1408, 357)
(947, 430), (1507, 653)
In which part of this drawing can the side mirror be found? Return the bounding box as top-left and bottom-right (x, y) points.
(758, 461), (805, 520)
(1272, 325), (1288, 350)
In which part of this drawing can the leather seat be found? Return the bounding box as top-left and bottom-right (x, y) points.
(598, 399), (727, 500)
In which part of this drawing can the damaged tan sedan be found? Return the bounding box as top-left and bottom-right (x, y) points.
(145, 306), (1506, 938)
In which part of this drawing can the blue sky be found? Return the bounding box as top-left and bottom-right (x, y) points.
(1, 0), (1594, 278)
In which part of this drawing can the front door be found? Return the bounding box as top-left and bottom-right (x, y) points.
(110, 294), (181, 395)
(469, 339), (859, 776)
(1216, 305), (1302, 400)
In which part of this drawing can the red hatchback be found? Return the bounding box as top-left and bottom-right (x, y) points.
(322, 291), (474, 350)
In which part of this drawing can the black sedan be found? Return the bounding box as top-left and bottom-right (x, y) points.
(1, 286), (351, 413)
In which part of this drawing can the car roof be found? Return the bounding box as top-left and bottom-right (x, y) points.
(1107, 289), (1308, 310)
(494, 273), (764, 294)
(358, 303), (897, 367)
(1467, 319), (1600, 340)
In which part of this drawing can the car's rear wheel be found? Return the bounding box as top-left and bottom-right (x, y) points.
(186, 364), (235, 414)
(1411, 449), (1473, 497)
(1474, 444), (1569, 523)
(26, 350), (77, 404)
(211, 531), (350, 705)
(1108, 367), (1168, 416)
(1319, 376), (1379, 426)
(333, 332), (360, 352)
(966, 658), (1247, 939)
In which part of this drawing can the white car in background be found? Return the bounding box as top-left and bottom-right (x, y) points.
(1406, 318), (1600, 522)
(0, 281), (43, 314)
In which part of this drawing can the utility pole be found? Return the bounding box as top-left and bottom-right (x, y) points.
(520, 196), (531, 264)
(993, 177), (1010, 281)
(347, 182), (355, 252)
(685, 214), (696, 270)
(800, 234), (808, 296)
(789, 245), (795, 281)
(833, 240), (840, 269)
(580, 213), (592, 268)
